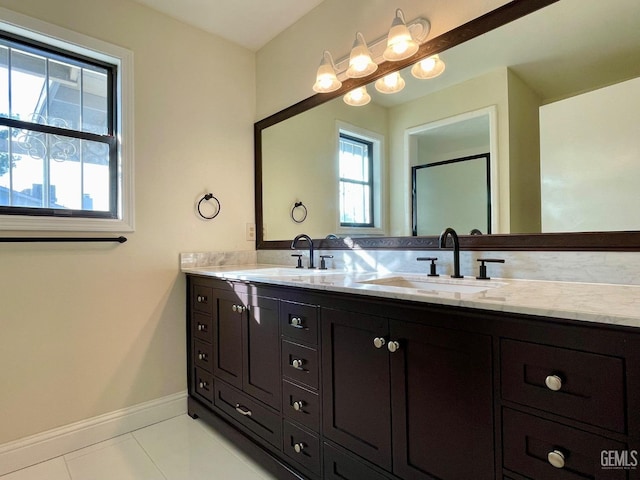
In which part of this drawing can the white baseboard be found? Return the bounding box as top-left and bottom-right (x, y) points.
(0, 390), (188, 476)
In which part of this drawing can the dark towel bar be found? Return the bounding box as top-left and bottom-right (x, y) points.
(0, 236), (127, 243)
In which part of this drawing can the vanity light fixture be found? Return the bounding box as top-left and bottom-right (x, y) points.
(343, 86), (371, 106)
(346, 32), (378, 78)
(375, 71), (406, 94)
(383, 9), (420, 61)
(312, 50), (342, 93)
(411, 54), (446, 79)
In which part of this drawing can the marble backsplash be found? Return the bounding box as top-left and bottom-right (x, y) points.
(181, 249), (640, 286)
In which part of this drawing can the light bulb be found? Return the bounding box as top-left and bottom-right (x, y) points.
(375, 72), (405, 94)
(343, 86), (371, 106)
(411, 54), (446, 80)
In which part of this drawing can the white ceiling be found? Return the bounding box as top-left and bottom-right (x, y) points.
(132, 0), (325, 51)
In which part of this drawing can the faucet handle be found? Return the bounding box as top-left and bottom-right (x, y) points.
(417, 257), (439, 277)
(291, 254), (303, 269)
(320, 255), (333, 270)
(476, 258), (505, 280)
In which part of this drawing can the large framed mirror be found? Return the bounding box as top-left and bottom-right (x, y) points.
(255, 0), (640, 251)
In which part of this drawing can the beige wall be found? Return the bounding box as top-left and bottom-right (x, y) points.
(0, 0), (255, 444)
(540, 76), (640, 232)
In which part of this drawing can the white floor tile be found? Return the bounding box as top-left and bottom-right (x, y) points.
(0, 457), (71, 480)
(133, 415), (275, 480)
(64, 436), (165, 480)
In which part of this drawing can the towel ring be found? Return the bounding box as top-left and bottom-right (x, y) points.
(197, 193), (221, 220)
(291, 201), (307, 224)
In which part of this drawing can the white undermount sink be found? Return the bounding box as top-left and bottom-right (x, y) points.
(357, 275), (506, 294)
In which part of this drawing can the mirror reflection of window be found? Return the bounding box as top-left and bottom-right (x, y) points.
(339, 133), (373, 227)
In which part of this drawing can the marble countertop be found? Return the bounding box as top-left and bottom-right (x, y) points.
(182, 264), (640, 329)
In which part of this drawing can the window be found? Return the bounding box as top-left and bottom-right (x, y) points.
(339, 133), (374, 227)
(0, 8), (133, 231)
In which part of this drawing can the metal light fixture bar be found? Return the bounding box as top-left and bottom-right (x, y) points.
(333, 18), (430, 82)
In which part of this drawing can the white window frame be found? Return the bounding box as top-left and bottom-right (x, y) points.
(336, 121), (385, 236)
(0, 7), (134, 232)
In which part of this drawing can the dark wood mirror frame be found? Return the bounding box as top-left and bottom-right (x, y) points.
(254, 0), (640, 252)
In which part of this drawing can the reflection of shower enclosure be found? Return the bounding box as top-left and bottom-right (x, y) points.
(412, 154), (491, 236)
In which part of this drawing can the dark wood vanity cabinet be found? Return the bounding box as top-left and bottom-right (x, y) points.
(321, 306), (494, 479)
(187, 275), (640, 480)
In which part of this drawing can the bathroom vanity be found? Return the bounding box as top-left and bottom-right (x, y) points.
(184, 266), (640, 480)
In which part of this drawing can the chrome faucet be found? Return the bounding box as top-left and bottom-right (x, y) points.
(291, 234), (315, 269)
(439, 227), (463, 278)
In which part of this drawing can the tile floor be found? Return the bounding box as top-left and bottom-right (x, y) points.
(0, 415), (277, 480)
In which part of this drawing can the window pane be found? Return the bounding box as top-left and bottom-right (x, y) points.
(339, 138), (369, 182)
(11, 49), (46, 124)
(82, 140), (110, 211)
(0, 46), (8, 118)
(340, 182), (371, 225)
(48, 59), (81, 130)
(0, 127), (110, 211)
(82, 69), (109, 135)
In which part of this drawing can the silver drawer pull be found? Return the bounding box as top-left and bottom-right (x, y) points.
(387, 340), (400, 353)
(197, 323), (206, 331)
(196, 295), (207, 303)
(294, 442), (306, 454)
(545, 374), (563, 392)
(547, 450), (565, 468)
(290, 317), (304, 328)
(198, 352), (208, 361)
(198, 381), (208, 389)
(292, 400), (305, 411)
(291, 358), (305, 369)
(373, 337), (386, 349)
(235, 404), (252, 416)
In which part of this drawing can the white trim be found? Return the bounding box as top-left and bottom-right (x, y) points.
(404, 106), (500, 234)
(0, 391), (187, 476)
(0, 7), (135, 232)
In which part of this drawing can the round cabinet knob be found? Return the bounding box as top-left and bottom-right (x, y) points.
(387, 341), (400, 353)
(199, 381), (208, 389)
(197, 324), (204, 331)
(547, 450), (566, 469)
(292, 359), (305, 369)
(294, 443), (306, 454)
(292, 400), (305, 411)
(232, 304), (237, 312)
(198, 353), (207, 361)
(545, 374), (563, 391)
(197, 295), (202, 303)
(373, 337), (386, 349)
(291, 317), (303, 327)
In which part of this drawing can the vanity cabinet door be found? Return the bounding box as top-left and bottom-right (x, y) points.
(243, 295), (281, 410)
(389, 319), (494, 480)
(321, 307), (392, 471)
(212, 289), (245, 389)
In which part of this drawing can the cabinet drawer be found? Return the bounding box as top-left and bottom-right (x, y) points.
(503, 408), (628, 480)
(193, 367), (213, 404)
(192, 312), (212, 343)
(501, 339), (625, 432)
(282, 340), (319, 390)
(193, 339), (213, 373)
(283, 379), (320, 432)
(324, 443), (390, 480)
(280, 301), (318, 345)
(283, 420), (321, 476)
(214, 380), (282, 449)
(192, 284), (213, 315)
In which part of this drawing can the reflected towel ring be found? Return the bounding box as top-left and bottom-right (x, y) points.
(197, 193), (221, 220)
(291, 201), (308, 223)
